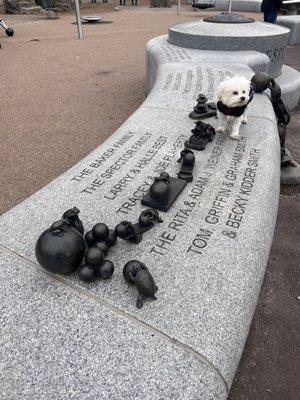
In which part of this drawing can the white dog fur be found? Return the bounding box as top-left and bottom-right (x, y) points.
(216, 75), (251, 140)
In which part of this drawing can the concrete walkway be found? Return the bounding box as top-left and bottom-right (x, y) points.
(0, 4), (299, 399)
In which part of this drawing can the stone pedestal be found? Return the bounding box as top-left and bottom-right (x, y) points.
(168, 19), (290, 77)
(276, 16), (300, 45)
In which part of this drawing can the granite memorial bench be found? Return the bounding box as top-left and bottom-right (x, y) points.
(1, 17), (300, 400)
(276, 15), (300, 44)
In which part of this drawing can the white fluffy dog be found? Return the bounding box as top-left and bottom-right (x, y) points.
(216, 75), (254, 140)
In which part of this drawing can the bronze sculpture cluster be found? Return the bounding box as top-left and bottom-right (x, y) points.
(35, 72), (296, 310)
(177, 149), (195, 182)
(35, 84), (255, 308)
(189, 94), (217, 120)
(185, 121), (216, 151)
(141, 171), (187, 212)
(115, 209), (163, 244)
(35, 89), (217, 295)
(78, 223), (117, 282)
(35, 207), (161, 309)
(35, 207), (86, 275)
(141, 111), (216, 212)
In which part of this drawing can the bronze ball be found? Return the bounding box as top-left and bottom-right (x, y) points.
(251, 72), (271, 93)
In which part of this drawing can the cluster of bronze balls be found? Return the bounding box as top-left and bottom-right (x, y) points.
(35, 207), (160, 308)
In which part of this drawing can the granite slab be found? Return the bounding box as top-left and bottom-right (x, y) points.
(0, 249), (227, 400)
(146, 35), (270, 93)
(0, 96), (280, 387)
(144, 61), (276, 117)
(146, 35), (300, 111)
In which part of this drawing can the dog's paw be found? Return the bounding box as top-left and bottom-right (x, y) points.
(230, 132), (240, 140)
(216, 126), (226, 133)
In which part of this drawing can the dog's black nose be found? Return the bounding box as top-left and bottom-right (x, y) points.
(240, 96), (246, 101)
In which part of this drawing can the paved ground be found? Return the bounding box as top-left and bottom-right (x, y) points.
(0, 4), (299, 399)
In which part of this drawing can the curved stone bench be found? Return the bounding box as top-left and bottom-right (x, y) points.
(146, 35), (271, 93)
(0, 22), (299, 400)
(276, 15), (300, 44)
(148, 32), (300, 111)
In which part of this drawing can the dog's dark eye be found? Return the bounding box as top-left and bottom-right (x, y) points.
(242, 90), (246, 94)
(233, 91), (238, 95)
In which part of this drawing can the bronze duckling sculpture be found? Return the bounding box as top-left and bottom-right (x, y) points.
(149, 172), (170, 204)
(123, 260), (158, 309)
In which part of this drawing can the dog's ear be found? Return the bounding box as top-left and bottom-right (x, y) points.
(217, 80), (229, 101)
